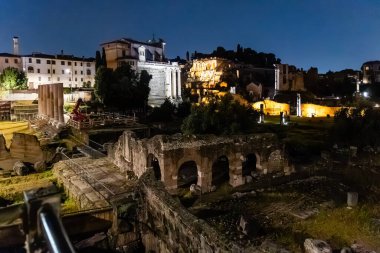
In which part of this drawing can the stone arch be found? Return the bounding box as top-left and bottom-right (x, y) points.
(147, 153), (161, 180)
(242, 152), (260, 176)
(177, 160), (198, 188)
(211, 155), (230, 186)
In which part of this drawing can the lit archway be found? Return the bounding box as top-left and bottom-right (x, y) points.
(147, 154), (161, 180)
(211, 156), (230, 186)
(242, 153), (257, 176)
(177, 161), (198, 188)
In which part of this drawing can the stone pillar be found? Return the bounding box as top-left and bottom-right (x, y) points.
(43, 85), (48, 117)
(57, 83), (64, 123)
(177, 70), (181, 99)
(46, 85), (51, 118)
(53, 84), (59, 122)
(50, 84), (55, 120)
(38, 85), (42, 116)
(229, 156), (244, 187)
(171, 70), (175, 98)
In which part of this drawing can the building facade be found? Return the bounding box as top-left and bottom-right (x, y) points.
(0, 53), (22, 74)
(101, 38), (181, 106)
(362, 61), (380, 84)
(21, 53), (95, 89)
(275, 64), (305, 92)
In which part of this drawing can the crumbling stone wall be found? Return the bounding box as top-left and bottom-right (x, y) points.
(110, 131), (289, 193)
(138, 171), (252, 252)
(0, 135), (10, 160)
(9, 133), (44, 164)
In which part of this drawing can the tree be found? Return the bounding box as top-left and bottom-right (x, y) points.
(181, 93), (259, 135)
(95, 50), (102, 70)
(94, 64), (151, 111)
(186, 51), (190, 61)
(0, 67), (27, 90)
(101, 48), (107, 68)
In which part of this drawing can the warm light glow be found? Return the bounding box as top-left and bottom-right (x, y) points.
(301, 103), (341, 117)
(252, 100), (290, 115)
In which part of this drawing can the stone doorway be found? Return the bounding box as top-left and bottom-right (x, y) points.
(147, 154), (161, 180)
(177, 161), (198, 188)
(242, 153), (257, 176)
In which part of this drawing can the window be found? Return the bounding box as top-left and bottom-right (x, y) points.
(86, 62), (91, 67)
(47, 60), (51, 64)
(52, 60), (56, 65)
(62, 70), (64, 74)
(81, 78), (83, 82)
(14, 59), (18, 64)
(122, 50), (126, 57)
(75, 70), (77, 75)
(68, 61), (72, 66)
(53, 69), (55, 74)
(48, 77), (51, 81)
(28, 58), (32, 63)
(61, 61), (65, 65)
(48, 69), (50, 74)
(57, 77), (60, 81)
(69, 78), (71, 81)
(38, 77), (41, 81)
(37, 69), (40, 73)
(75, 77), (77, 81)
(5, 58), (8, 63)
(27, 66), (34, 73)
(36, 59), (41, 64)
(81, 70), (83, 75)
(74, 62), (77, 66)
(80, 62), (83, 66)
(86, 69), (91, 75)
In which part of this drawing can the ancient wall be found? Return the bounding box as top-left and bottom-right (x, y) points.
(110, 131), (289, 193)
(9, 133), (44, 164)
(138, 172), (251, 252)
(0, 135), (10, 160)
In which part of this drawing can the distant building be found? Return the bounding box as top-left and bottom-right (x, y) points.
(275, 64), (305, 92)
(0, 53), (22, 73)
(362, 61), (380, 84)
(21, 53), (95, 89)
(101, 38), (181, 106)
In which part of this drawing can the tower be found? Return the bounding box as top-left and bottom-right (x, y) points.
(13, 36), (19, 55)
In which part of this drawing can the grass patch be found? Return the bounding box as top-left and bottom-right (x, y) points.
(272, 204), (380, 251)
(0, 170), (56, 202)
(0, 121), (35, 148)
(61, 197), (80, 213)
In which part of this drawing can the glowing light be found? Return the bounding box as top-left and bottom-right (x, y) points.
(363, 92), (368, 97)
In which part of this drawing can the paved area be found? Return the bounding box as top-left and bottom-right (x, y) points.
(53, 157), (136, 209)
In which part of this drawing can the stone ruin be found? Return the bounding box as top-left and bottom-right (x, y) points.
(109, 131), (293, 193)
(37, 83), (64, 128)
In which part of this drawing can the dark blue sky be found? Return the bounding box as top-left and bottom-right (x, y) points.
(1, 0), (379, 73)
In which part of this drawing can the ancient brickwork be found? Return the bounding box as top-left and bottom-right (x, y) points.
(9, 133), (44, 164)
(0, 135), (10, 160)
(110, 131), (290, 193)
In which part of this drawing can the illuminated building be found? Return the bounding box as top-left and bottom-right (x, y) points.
(101, 38), (181, 106)
(362, 61), (380, 84)
(274, 64), (305, 92)
(186, 58), (234, 101)
(21, 53), (95, 89)
(0, 53), (21, 74)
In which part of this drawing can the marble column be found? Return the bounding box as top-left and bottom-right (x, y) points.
(50, 84), (54, 120)
(46, 85), (51, 118)
(57, 83), (64, 123)
(176, 70), (181, 98)
(38, 85), (42, 116)
(53, 84), (59, 122)
(171, 70), (175, 98)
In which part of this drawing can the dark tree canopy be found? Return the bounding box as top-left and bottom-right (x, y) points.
(0, 67), (27, 90)
(181, 93), (259, 135)
(94, 64), (151, 111)
(95, 50), (102, 70)
(330, 106), (380, 148)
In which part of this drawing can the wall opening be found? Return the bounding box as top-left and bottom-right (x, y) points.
(177, 161), (198, 188)
(147, 154), (161, 180)
(211, 156), (230, 186)
(242, 153), (257, 176)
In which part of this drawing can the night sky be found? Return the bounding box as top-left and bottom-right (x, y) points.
(1, 0), (379, 73)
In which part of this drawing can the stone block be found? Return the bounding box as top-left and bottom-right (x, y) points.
(304, 239), (332, 253)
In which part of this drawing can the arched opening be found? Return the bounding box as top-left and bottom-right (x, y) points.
(242, 153), (257, 176)
(212, 156), (230, 186)
(177, 161), (198, 188)
(147, 154), (161, 180)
